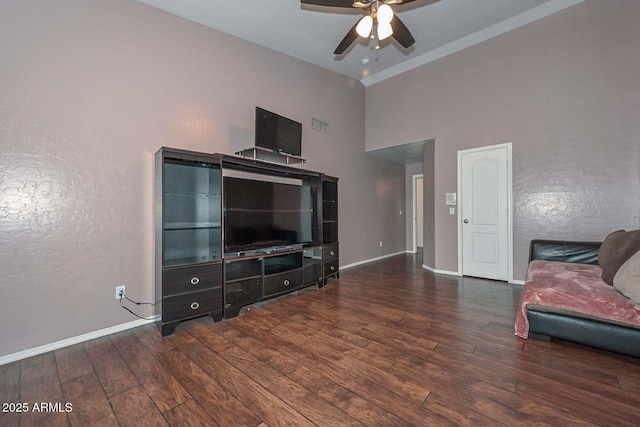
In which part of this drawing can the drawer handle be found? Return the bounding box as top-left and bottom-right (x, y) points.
(284, 279), (290, 286)
(190, 302), (200, 310)
(330, 251), (335, 256)
(190, 277), (200, 285)
(330, 266), (335, 271)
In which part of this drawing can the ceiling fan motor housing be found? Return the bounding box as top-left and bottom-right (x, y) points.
(301, 0), (418, 54)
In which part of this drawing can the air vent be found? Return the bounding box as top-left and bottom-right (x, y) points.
(311, 118), (330, 134)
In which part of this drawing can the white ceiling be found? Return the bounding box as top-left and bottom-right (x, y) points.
(136, 0), (584, 85)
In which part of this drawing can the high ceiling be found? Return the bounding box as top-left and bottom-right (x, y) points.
(136, 0), (584, 85)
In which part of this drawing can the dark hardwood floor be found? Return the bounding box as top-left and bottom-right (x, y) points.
(2, 252), (640, 426)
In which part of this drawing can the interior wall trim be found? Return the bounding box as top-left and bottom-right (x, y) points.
(361, 0), (585, 86)
(0, 316), (159, 366)
(424, 263), (524, 284)
(422, 264), (461, 277)
(341, 251), (408, 271)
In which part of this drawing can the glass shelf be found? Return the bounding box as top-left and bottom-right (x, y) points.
(164, 222), (221, 230)
(162, 155), (222, 266)
(235, 146), (306, 167)
(164, 227), (221, 265)
(164, 192), (221, 197)
(164, 256), (220, 267)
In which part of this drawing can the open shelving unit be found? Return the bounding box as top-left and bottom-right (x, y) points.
(155, 149), (224, 336)
(155, 147), (339, 335)
(322, 175), (339, 283)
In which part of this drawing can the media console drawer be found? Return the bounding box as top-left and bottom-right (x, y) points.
(264, 269), (303, 297)
(324, 259), (339, 277)
(323, 244), (339, 261)
(163, 263), (222, 297)
(163, 288), (222, 322)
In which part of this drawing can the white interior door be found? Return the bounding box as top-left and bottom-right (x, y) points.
(415, 176), (424, 249)
(458, 144), (511, 281)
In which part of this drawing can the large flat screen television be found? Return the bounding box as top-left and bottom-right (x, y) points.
(224, 177), (313, 253)
(255, 107), (302, 157)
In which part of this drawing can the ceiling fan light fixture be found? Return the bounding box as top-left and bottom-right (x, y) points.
(377, 21), (393, 40)
(356, 15), (373, 38)
(377, 4), (394, 24)
(304, 0), (416, 54)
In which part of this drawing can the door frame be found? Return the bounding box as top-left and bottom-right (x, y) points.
(412, 174), (424, 253)
(456, 142), (513, 282)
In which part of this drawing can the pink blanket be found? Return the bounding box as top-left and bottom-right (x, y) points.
(515, 260), (640, 338)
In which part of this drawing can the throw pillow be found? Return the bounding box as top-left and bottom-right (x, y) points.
(599, 230), (640, 286)
(613, 250), (640, 309)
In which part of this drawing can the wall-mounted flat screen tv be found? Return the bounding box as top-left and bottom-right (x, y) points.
(255, 107), (302, 157)
(224, 177), (312, 253)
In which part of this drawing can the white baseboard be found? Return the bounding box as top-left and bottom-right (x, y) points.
(0, 316), (159, 366)
(422, 264), (436, 273)
(423, 264), (525, 284)
(341, 251), (408, 270)
(422, 264), (461, 277)
(0, 249), (405, 365)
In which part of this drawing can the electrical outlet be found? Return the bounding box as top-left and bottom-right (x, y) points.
(115, 285), (125, 300)
(379, 241), (383, 247)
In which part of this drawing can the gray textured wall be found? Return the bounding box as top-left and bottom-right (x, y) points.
(366, 0), (640, 280)
(0, 0), (405, 358)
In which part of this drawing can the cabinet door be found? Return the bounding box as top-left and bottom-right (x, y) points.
(303, 263), (323, 286)
(322, 200), (337, 222)
(303, 247), (323, 285)
(225, 277), (261, 307)
(322, 177), (338, 244)
(323, 180), (338, 201)
(162, 157), (222, 266)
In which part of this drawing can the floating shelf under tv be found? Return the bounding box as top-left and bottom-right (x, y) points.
(235, 146), (306, 168)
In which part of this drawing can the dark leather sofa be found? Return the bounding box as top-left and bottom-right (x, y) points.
(526, 239), (640, 358)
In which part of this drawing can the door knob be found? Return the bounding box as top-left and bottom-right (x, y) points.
(463, 219), (469, 223)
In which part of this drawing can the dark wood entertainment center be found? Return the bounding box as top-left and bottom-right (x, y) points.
(155, 147), (339, 336)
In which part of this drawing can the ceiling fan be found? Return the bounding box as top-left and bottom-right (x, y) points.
(301, 0), (418, 54)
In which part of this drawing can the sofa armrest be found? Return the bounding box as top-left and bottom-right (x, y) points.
(529, 239), (601, 264)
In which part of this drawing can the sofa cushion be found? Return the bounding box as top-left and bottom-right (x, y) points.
(614, 250), (640, 310)
(598, 230), (640, 286)
(515, 260), (640, 338)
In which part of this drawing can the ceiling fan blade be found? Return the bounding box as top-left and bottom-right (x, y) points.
(390, 15), (415, 48)
(334, 21), (360, 55)
(301, 0), (354, 7)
